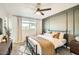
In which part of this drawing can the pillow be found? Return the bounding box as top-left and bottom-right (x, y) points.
(59, 32), (65, 39)
(0, 35), (3, 42)
(51, 32), (58, 36)
(53, 32), (60, 39)
(75, 37), (79, 41)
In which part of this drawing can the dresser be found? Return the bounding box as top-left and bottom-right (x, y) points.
(0, 40), (12, 55)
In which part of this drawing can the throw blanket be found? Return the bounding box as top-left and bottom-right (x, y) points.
(34, 37), (55, 55)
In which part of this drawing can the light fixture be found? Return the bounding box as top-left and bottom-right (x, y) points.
(36, 11), (41, 15)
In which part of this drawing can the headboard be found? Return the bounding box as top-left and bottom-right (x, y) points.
(48, 29), (66, 33)
(48, 29), (68, 39)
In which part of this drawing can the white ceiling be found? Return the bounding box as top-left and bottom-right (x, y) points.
(1, 3), (79, 19)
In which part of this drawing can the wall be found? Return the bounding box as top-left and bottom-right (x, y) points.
(43, 5), (79, 36)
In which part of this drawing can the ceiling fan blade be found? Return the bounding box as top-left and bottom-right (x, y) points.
(40, 8), (51, 11)
(39, 11), (44, 15)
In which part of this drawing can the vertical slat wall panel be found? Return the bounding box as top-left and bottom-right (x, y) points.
(43, 5), (79, 38)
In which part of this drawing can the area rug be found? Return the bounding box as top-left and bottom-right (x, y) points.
(11, 42), (75, 55)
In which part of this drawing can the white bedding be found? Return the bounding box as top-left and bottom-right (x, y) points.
(37, 34), (66, 48)
(28, 34), (66, 54)
(28, 37), (42, 55)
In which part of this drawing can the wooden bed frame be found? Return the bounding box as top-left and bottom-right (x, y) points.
(26, 30), (68, 55)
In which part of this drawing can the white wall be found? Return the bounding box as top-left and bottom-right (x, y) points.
(36, 20), (42, 35)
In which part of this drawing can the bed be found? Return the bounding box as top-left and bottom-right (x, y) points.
(26, 30), (68, 55)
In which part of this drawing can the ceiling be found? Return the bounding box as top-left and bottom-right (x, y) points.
(1, 3), (79, 19)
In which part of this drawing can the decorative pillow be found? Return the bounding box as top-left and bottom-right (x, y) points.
(51, 32), (58, 36)
(53, 32), (60, 39)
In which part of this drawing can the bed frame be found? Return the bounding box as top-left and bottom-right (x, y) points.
(26, 36), (38, 55)
(26, 30), (68, 55)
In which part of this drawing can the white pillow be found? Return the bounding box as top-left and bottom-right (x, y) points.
(43, 33), (49, 35)
(0, 35), (3, 42)
(75, 37), (79, 41)
(59, 32), (65, 39)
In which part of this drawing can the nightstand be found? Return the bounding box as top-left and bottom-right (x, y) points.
(70, 40), (79, 55)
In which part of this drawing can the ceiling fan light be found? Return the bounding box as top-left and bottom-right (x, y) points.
(36, 12), (41, 15)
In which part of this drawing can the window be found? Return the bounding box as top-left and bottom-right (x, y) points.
(22, 22), (29, 30)
(30, 22), (36, 30)
(22, 18), (36, 31)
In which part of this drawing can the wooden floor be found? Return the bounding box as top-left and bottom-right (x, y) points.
(11, 42), (24, 55)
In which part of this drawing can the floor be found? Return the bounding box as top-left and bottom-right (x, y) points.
(11, 42), (75, 55)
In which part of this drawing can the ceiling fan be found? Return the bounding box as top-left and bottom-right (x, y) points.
(35, 3), (52, 15)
